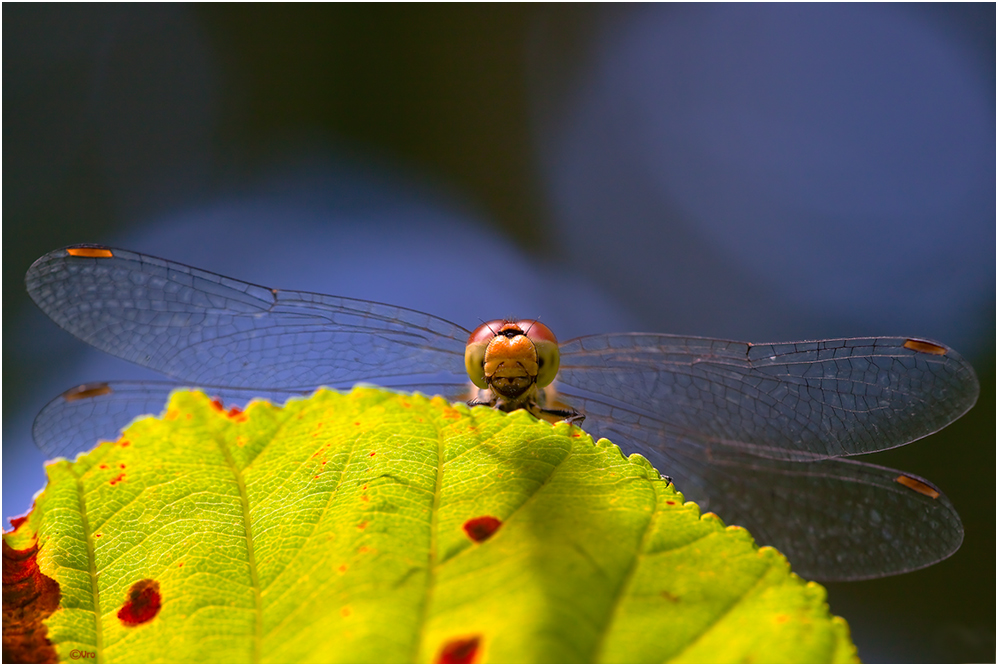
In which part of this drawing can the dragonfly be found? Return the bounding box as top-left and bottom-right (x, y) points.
(25, 244), (979, 581)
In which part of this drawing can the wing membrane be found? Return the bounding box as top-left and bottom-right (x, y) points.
(557, 334), (979, 461)
(26, 246), (470, 389)
(26, 246), (977, 580)
(563, 392), (963, 580)
(33, 380), (474, 461)
(32, 382), (314, 459)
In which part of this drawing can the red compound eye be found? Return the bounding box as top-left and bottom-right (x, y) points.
(518, 321), (560, 387)
(516, 320), (557, 345)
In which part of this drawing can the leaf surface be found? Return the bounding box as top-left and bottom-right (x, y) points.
(4, 388), (857, 663)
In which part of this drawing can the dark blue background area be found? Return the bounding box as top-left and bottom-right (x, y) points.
(4, 5), (994, 662)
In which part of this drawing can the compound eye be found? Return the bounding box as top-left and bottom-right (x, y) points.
(520, 321), (560, 387)
(464, 340), (489, 389)
(468, 320), (505, 345)
(466, 322), (503, 389)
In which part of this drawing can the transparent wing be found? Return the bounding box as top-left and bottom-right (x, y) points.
(555, 333), (975, 580)
(557, 334), (979, 461)
(33, 381), (475, 461)
(695, 449), (963, 581)
(561, 393), (962, 580)
(32, 382), (310, 459)
(26, 245), (471, 389)
(26, 247), (976, 580)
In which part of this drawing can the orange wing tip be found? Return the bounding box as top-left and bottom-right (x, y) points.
(66, 247), (113, 258)
(903, 339), (947, 356)
(63, 383), (113, 402)
(895, 474), (941, 499)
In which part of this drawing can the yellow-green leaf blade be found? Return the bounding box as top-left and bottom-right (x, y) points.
(6, 387), (857, 663)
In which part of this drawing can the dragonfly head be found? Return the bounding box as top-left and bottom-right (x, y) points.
(465, 319), (560, 400)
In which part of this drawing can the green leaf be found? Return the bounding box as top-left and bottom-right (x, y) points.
(4, 388), (857, 663)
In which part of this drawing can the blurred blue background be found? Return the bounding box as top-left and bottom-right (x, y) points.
(4, 5), (994, 661)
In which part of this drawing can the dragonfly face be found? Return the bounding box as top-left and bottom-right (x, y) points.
(25, 244), (980, 581)
(464, 319), (563, 414)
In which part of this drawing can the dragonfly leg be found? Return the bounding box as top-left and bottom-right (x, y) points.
(538, 406), (586, 426)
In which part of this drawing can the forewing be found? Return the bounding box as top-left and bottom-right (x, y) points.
(563, 394), (963, 580)
(557, 333), (979, 461)
(26, 246), (470, 389)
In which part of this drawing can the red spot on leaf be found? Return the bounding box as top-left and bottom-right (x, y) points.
(357, 521), (368, 530)
(3, 538), (61, 663)
(119, 463), (126, 469)
(314, 475), (320, 479)
(7, 515), (28, 531)
(210, 398), (224, 412)
(95, 534), (102, 539)
(120, 439), (131, 447)
(437, 636), (481, 664)
(109, 473), (125, 486)
(665, 501), (675, 506)
(321, 461), (328, 465)
(369, 452), (376, 457)
(177, 562), (184, 568)
(463, 516), (502, 543)
(118, 579), (161, 626)
(99, 464), (109, 470)
(362, 485), (367, 490)
(225, 406), (247, 422)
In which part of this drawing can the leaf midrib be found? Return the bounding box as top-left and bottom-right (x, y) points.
(590, 475), (658, 663)
(410, 402), (447, 663)
(213, 427), (263, 663)
(71, 464), (104, 663)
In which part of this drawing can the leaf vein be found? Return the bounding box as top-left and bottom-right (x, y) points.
(590, 476), (659, 662)
(409, 401), (446, 662)
(212, 428), (263, 663)
(69, 464), (104, 662)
